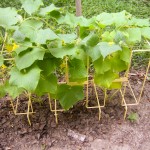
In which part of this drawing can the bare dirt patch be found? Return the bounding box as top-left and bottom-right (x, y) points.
(0, 75), (150, 150)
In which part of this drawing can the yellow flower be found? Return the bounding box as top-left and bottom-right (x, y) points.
(12, 43), (19, 50)
(6, 43), (19, 52)
(1, 64), (7, 69)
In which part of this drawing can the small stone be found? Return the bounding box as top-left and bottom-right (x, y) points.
(67, 129), (86, 142)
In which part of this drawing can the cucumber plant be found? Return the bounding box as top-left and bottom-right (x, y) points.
(0, 0), (150, 110)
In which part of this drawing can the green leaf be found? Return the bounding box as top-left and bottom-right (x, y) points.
(128, 18), (149, 27)
(16, 47), (45, 70)
(69, 59), (87, 82)
(38, 58), (58, 76)
(58, 34), (77, 43)
(126, 28), (141, 43)
(71, 47), (87, 63)
(49, 44), (76, 58)
(94, 71), (119, 88)
(39, 4), (60, 16)
(114, 31), (126, 44)
(13, 30), (25, 42)
(96, 12), (113, 26)
(128, 112), (138, 122)
(82, 33), (99, 47)
(19, 19), (43, 41)
(109, 82), (122, 89)
(141, 27), (150, 39)
(0, 7), (19, 28)
(34, 29), (58, 44)
(21, 0), (43, 15)
(113, 11), (127, 27)
(4, 82), (24, 99)
(93, 57), (111, 74)
(86, 46), (101, 61)
(96, 42), (122, 58)
(102, 31), (115, 42)
(77, 16), (94, 27)
(79, 26), (90, 39)
(120, 47), (131, 63)
(0, 55), (4, 67)
(57, 84), (84, 110)
(35, 74), (57, 96)
(15, 41), (32, 55)
(57, 13), (78, 27)
(10, 65), (41, 91)
(110, 53), (128, 72)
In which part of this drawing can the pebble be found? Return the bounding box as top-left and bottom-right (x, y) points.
(67, 129), (86, 142)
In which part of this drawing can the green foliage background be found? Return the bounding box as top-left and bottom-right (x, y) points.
(0, 0), (150, 18)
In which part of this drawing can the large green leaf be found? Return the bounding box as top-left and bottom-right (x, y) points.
(57, 84), (84, 110)
(16, 47), (45, 70)
(86, 46), (101, 61)
(141, 27), (150, 39)
(21, 0), (43, 15)
(94, 71), (119, 88)
(102, 31), (115, 42)
(82, 33), (99, 47)
(58, 34), (77, 43)
(0, 7), (19, 28)
(110, 53), (128, 72)
(109, 82), (122, 89)
(93, 57), (111, 74)
(4, 82), (24, 99)
(49, 44), (76, 58)
(34, 29), (58, 44)
(71, 47), (87, 63)
(96, 11), (128, 27)
(126, 28), (141, 43)
(39, 4), (60, 16)
(38, 58), (58, 76)
(128, 18), (149, 27)
(10, 65), (41, 91)
(113, 11), (127, 27)
(19, 19), (43, 41)
(0, 55), (4, 67)
(57, 13), (78, 27)
(35, 74), (57, 96)
(96, 42), (122, 58)
(120, 47), (131, 63)
(96, 12), (114, 26)
(13, 30), (25, 42)
(69, 58), (87, 82)
(15, 41), (32, 55)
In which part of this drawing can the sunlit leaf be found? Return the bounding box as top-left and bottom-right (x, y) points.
(0, 7), (19, 28)
(126, 28), (141, 43)
(141, 27), (150, 39)
(21, 0), (43, 15)
(16, 47), (45, 70)
(39, 4), (60, 16)
(10, 65), (41, 91)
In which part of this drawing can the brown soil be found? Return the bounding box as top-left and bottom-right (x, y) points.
(0, 73), (150, 150)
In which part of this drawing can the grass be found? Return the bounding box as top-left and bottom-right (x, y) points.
(0, 0), (149, 18)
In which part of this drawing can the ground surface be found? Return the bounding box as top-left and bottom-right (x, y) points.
(0, 72), (150, 150)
